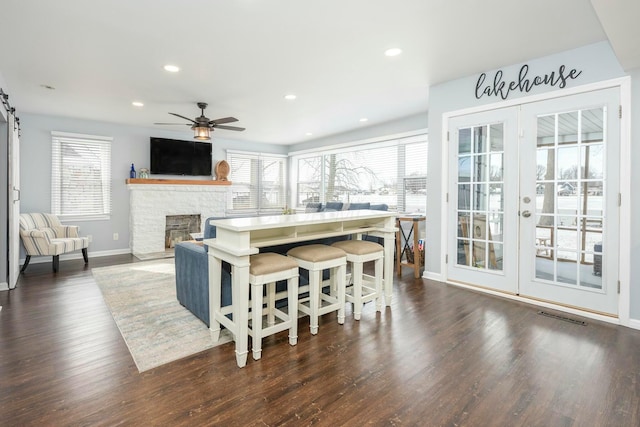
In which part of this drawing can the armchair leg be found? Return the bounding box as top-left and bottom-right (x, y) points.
(53, 255), (59, 273)
(82, 248), (89, 264)
(21, 255), (31, 273)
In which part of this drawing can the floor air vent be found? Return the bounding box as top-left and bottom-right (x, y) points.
(537, 311), (587, 326)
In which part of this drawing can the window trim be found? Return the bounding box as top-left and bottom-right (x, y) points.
(51, 131), (112, 221)
(290, 131), (428, 212)
(226, 149), (288, 215)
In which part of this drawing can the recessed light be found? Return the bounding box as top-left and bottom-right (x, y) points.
(284, 94), (297, 100)
(132, 101), (144, 107)
(384, 48), (402, 57)
(163, 64), (180, 73)
(359, 118), (368, 122)
(306, 132), (313, 136)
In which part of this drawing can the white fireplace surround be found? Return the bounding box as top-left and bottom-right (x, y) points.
(127, 183), (228, 255)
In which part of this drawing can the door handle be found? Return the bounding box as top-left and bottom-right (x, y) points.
(521, 210), (532, 218)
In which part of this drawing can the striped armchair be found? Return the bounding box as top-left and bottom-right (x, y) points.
(19, 213), (89, 273)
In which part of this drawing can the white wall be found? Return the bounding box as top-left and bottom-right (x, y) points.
(0, 120), (6, 287)
(425, 41), (640, 317)
(629, 66), (640, 321)
(0, 72), (9, 288)
(19, 113), (287, 257)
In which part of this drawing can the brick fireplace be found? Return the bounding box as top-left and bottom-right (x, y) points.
(127, 180), (230, 257)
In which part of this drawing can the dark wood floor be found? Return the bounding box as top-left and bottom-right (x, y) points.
(1, 255), (639, 426)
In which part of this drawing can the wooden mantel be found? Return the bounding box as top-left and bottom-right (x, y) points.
(125, 178), (232, 186)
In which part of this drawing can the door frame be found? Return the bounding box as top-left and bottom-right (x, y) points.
(440, 77), (631, 327)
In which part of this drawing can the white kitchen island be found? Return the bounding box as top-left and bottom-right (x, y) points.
(204, 210), (397, 367)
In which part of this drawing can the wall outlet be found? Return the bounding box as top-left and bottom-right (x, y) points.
(113, 233), (119, 241)
(87, 235), (93, 242)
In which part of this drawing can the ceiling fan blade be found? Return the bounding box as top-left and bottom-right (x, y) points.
(154, 122), (191, 126)
(210, 117), (238, 125)
(215, 125), (245, 131)
(168, 112), (197, 124)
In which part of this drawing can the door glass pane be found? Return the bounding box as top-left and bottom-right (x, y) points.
(537, 115), (555, 146)
(581, 144), (604, 179)
(458, 184), (470, 210)
(489, 213), (503, 242)
(533, 107), (605, 291)
(557, 147), (578, 179)
(473, 183), (487, 210)
(581, 109), (603, 143)
(489, 184), (503, 211)
(474, 154), (488, 181)
(557, 252), (578, 285)
(459, 128), (471, 154)
(537, 148), (556, 180)
(490, 124), (504, 151)
(473, 126), (486, 153)
(489, 153), (503, 181)
(557, 228), (578, 250)
(489, 243), (503, 270)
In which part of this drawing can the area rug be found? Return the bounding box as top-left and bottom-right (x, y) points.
(92, 259), (232, 372)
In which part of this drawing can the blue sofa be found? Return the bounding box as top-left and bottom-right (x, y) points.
(175, 218), (231, 327)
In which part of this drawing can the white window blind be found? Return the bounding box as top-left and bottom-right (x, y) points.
(292, 133), (427, 212)
(51, 132), (112, 220)
(227, 151), (287, 214)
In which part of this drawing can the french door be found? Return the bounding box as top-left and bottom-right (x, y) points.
(447, 108), (519, 293)
(448, 88), (620, 315)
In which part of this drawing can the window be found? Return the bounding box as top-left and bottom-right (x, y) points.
(227, 151), (287, 214)
(292, 133), (427, 212)
(51, 132), (112, 220)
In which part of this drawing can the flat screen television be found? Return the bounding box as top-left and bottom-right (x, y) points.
(150, 137), (212, 176)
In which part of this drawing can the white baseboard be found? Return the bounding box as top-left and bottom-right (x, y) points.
(627, 318), (640, 331)
(423, 270), (443, 281)
(0, 281), (8, 291)
(20, 248), (132, 265)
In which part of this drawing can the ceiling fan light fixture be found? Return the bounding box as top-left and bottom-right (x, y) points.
(193, 125), (211, 141)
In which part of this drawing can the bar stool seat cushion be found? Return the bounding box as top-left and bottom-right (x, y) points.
(331, 240), (383, 256)
(287, 244), (346, 262)
(250, 253), (299, 276)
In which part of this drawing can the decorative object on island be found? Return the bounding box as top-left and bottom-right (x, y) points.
(138, 168), (149, 179)
(154, 102), (245, 141)
(214, 160), (230, 181)
(129, 163), (136, 178)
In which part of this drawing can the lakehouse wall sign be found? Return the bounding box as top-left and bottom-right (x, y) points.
(475, 64), (582, 100)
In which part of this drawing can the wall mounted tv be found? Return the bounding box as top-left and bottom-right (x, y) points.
(150, 137), (212, 176)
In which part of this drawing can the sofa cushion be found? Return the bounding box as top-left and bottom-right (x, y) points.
(370, 203), (388, 211)
(348, 202), (371, 210)
(323, 201), (344, 211)
(305, 202), (323, 212)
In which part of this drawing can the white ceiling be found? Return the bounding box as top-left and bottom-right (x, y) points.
(0, 0), (632, 145)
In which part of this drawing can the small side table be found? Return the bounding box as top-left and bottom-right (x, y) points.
(396, 215), (425, 278)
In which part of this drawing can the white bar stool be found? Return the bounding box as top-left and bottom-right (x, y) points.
(286, 244), (347, 335)
(331, 240), (384, 320)
(248, 253), (299, 360)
